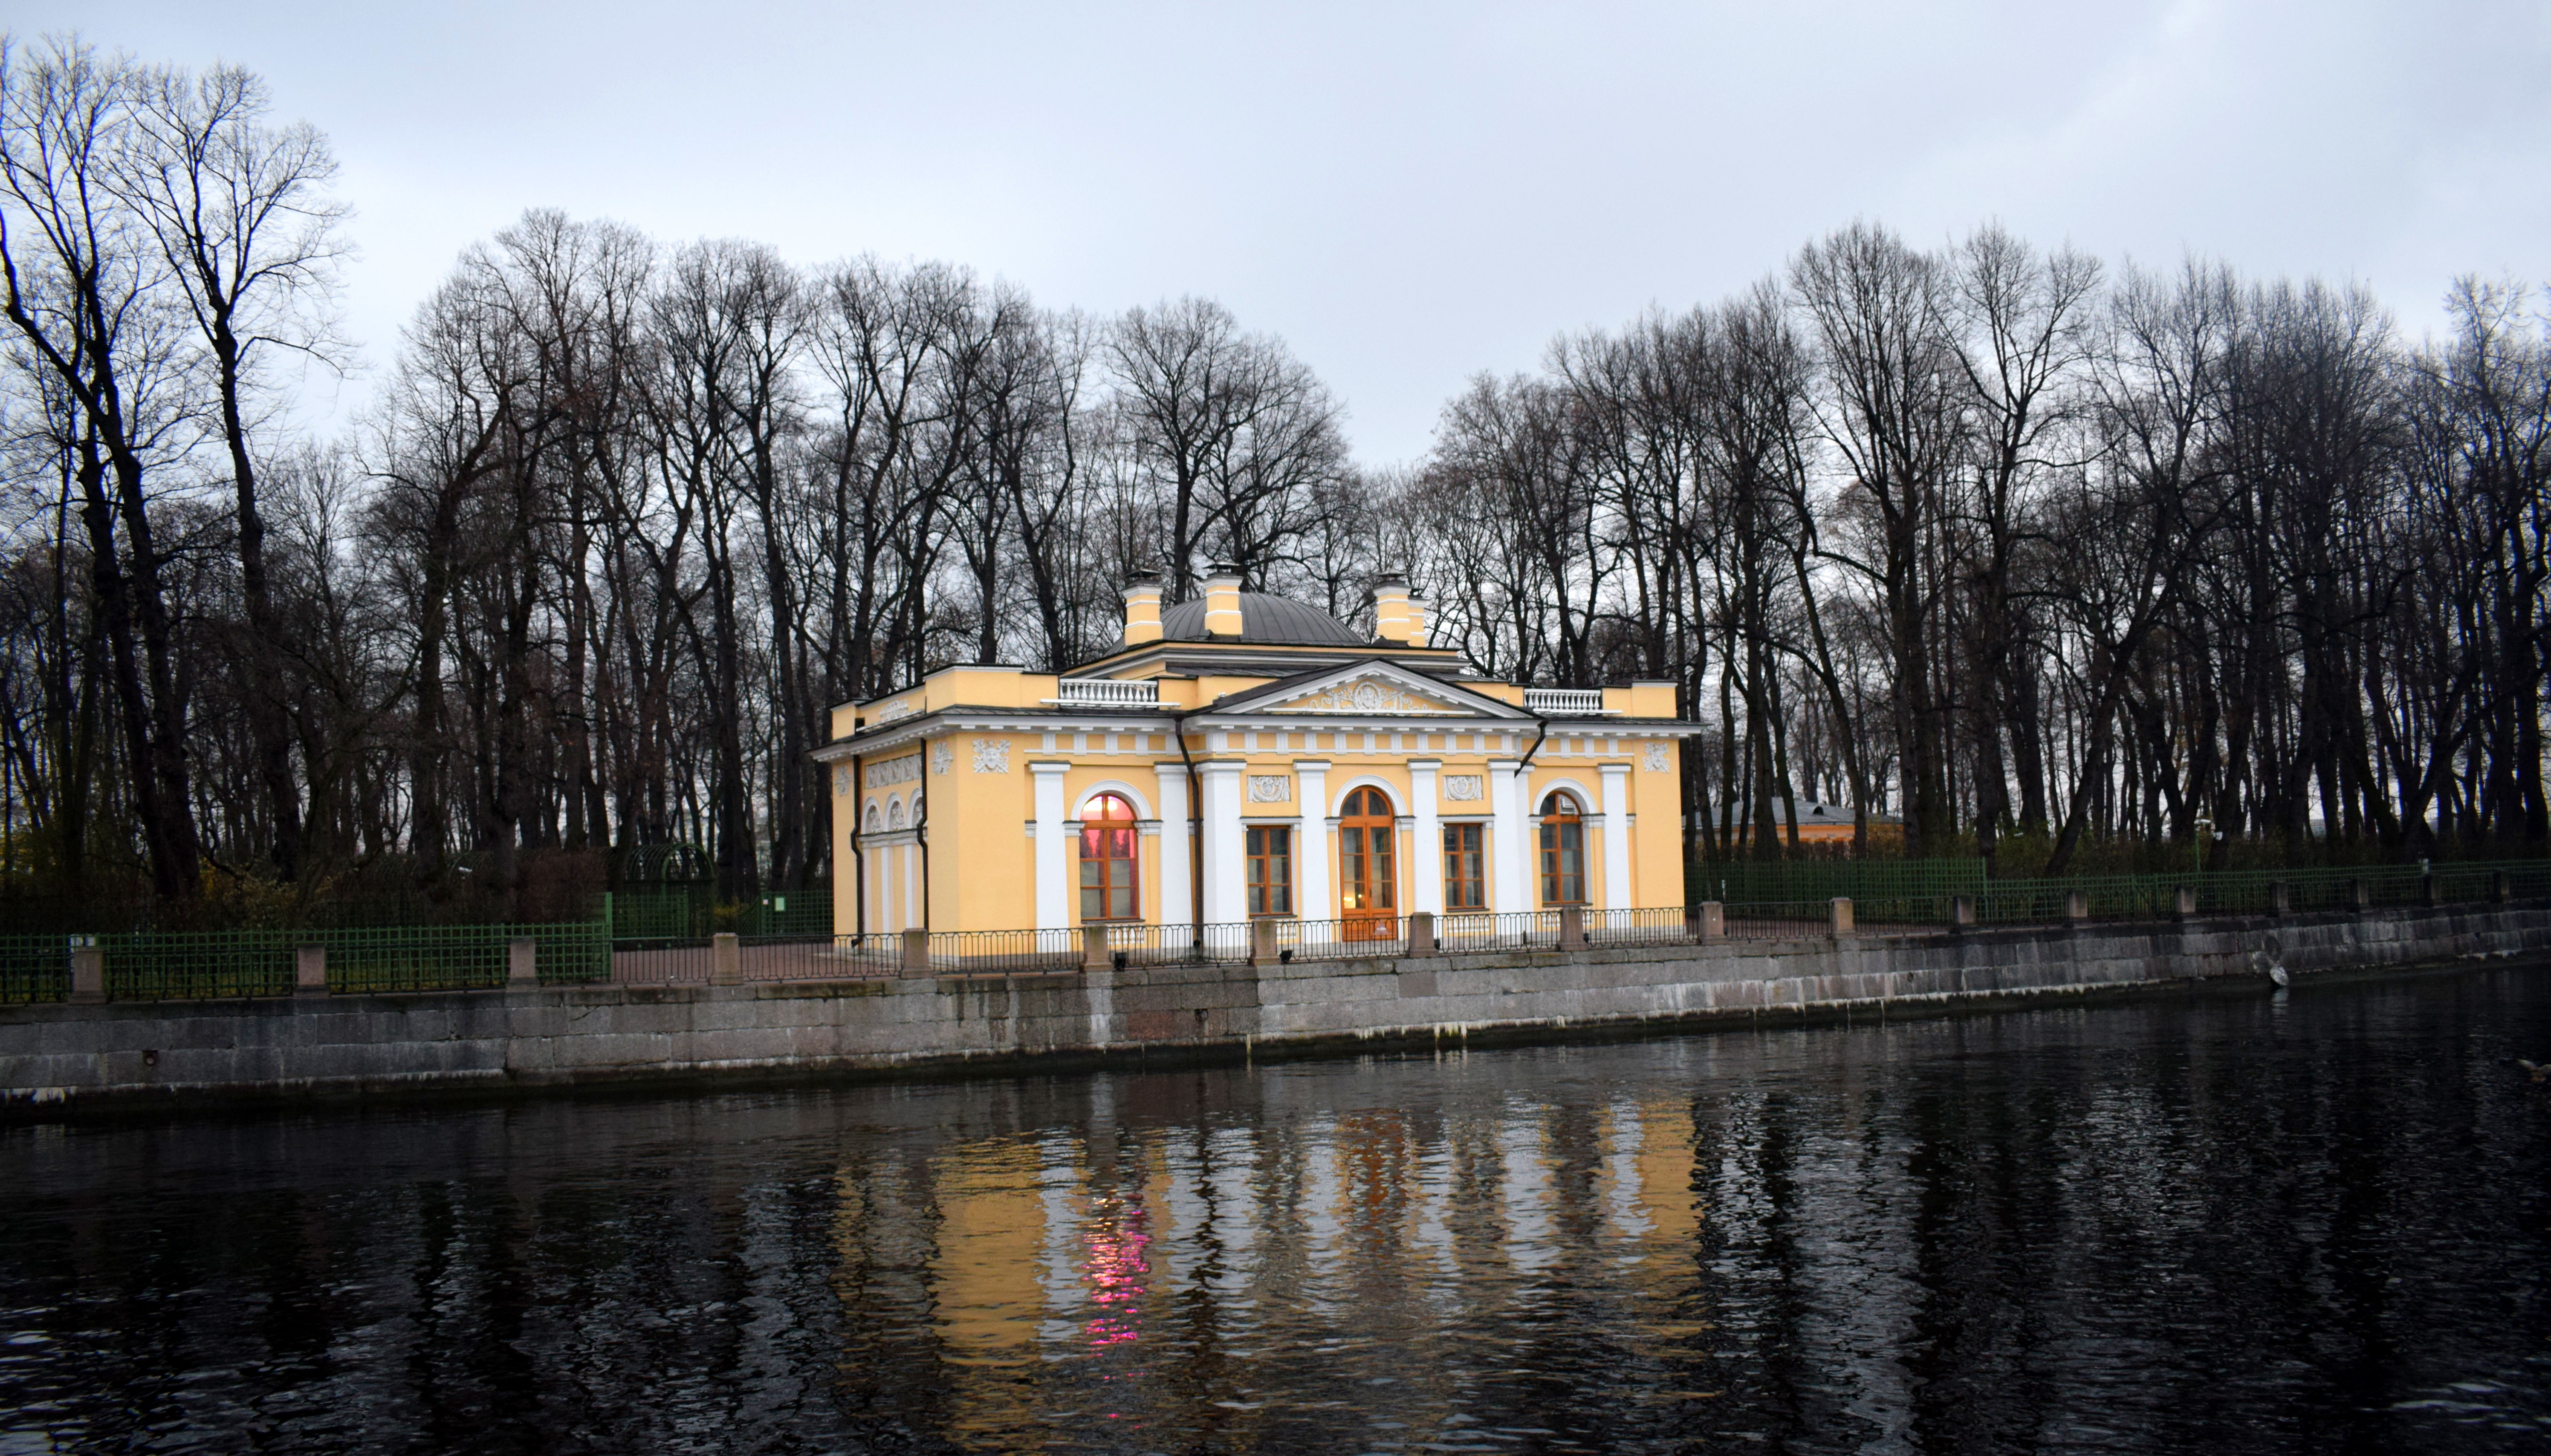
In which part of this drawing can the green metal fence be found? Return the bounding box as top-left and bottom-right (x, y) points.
(1953, 861), (2549, 927)
(0, 922), (616, 1004)
(1698, 858), (2550, 928)
(103, 930), (298, 1000)
(605, 887), (833, 942)
(0, 933), (73, 1003)
(318, 922), (611, 995)
(2, 862), (2540, 1005)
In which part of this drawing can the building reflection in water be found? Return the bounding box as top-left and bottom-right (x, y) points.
(827, 1056), (1710, 1450)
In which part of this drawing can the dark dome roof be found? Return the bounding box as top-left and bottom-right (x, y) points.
(1157, 592), (1366, 646)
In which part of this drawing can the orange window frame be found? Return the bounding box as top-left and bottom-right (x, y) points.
(1443, 823), (1485, 909)
(1246, 824), (1293, 917)
(1078, 794), (1140, 921)
(1539, 792), (1585, 905)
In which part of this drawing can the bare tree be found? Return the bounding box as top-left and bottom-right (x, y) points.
(1106, 297), (1348, 595)
(1942, 225), (2099, 870)
(0, 36), (203, 898)
(118, 59), (347, 881)
(1791, 221), (1967, 855)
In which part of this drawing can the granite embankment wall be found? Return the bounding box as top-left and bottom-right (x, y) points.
(6, 902), (2547, 1113)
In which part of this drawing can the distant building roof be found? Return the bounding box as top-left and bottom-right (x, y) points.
(1157, 592), (1366, 647)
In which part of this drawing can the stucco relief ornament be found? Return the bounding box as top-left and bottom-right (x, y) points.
(1287, 675), (1451, 714)
(1247, 774), (1292, 803)
(931, 741), (953, 776)
(867, 754), (920, 788)
(1443, 774), (1485, 802)
(1644, 741), (1671, 773)
(832, 766), (852, 797)
(971, 737), (1010, 773)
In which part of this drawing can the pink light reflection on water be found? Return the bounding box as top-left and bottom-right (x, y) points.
(1078, 1194), (1153, 1350)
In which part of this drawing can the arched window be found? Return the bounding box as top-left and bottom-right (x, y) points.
(1539, 792), (1585, 904)
(1339, 786), (1397, 933)
(863, 803), (882, 833)
(888, 797), (905, 830)
(1079, 793), (1139, 921)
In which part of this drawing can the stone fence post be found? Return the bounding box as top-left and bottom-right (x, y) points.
(2172, 885), (2197, 922)
(1404, 911), (1438, 958)
(899, 928), (931, 976)
(509, 937), (539, 985)
(1829, 897), (1855, 942)
(2064, 890), (2089, 927)
(711, 932), (742, 985)
(295, 945), (327, 996)
(1947, 894), (1977, 935)
(2493, 871), (2512, 904)
(1249, 919), (1280, 968)
(1083, 924), (1112, 972)
(2268, 881), (2291, 918)
(1693, 901), (1724, 943)
(1558, 904), (1585, 951)
(69, 936), (103, 1004)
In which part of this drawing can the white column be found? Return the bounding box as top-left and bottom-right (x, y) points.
(1489, 759), (1527, 911)
(859, 828), (875, 933)
(876, 843), (891, 932)
(1031, 761), (1069, 930)
(1409, 759), (1442, 916)
(1600, 762), (1632, 909)
(1198, 761), (1247, 926)
(904, 843), (921, 927)
(1293, 759), (1330, 922)
(1513, 761), (1535, 907)
(1153, 763), (1192, 932)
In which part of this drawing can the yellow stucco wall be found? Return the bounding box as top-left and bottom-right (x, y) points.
(824, 658), (1694, 936)
(836, 736), (1689, 933)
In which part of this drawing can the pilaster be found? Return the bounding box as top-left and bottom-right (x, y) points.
(1030, 760), (1070, 930)
(1489, 759), (1528, 912)
(1198, 761), (1247, 926)
(1295, 759), (1331, 921)
(1599, 762), (1631, 909)
(1153, 762), (1193, 931)
(1409, 759), (1443, 916)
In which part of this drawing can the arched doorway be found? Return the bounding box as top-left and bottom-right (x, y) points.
(1079, 794), (1139, 922)
(1339, 786), (1397, 939)
(1539, 791), (1586, 905)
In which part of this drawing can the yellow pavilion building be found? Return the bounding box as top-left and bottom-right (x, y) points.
(815, 567), (1695, 948)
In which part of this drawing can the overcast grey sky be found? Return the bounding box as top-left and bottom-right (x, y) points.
(15, 0), (2549, 462)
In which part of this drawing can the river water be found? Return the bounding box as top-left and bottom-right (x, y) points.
(4, 967), (2548, 1454)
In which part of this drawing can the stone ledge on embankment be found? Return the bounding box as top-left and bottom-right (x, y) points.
(4, 901), (2546, 1115)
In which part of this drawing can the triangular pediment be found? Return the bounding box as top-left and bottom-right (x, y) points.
(1207, 662), (1527, 719)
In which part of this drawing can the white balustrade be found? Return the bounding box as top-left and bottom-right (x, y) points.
(1523, 688), (1608, 716)
(1050, 678), (1161, 707)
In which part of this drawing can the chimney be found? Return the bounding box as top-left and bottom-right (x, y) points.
(1403, 591), (1429, 647)
(1202, 562), (1245, 638)
(1121, 571), (1164, 646)
(1370, 576), (1411, 644)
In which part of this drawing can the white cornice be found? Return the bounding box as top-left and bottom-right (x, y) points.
(813, 705), (1707, 761)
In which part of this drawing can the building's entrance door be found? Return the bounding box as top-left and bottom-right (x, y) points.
(1339, 786), (1397, 940)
